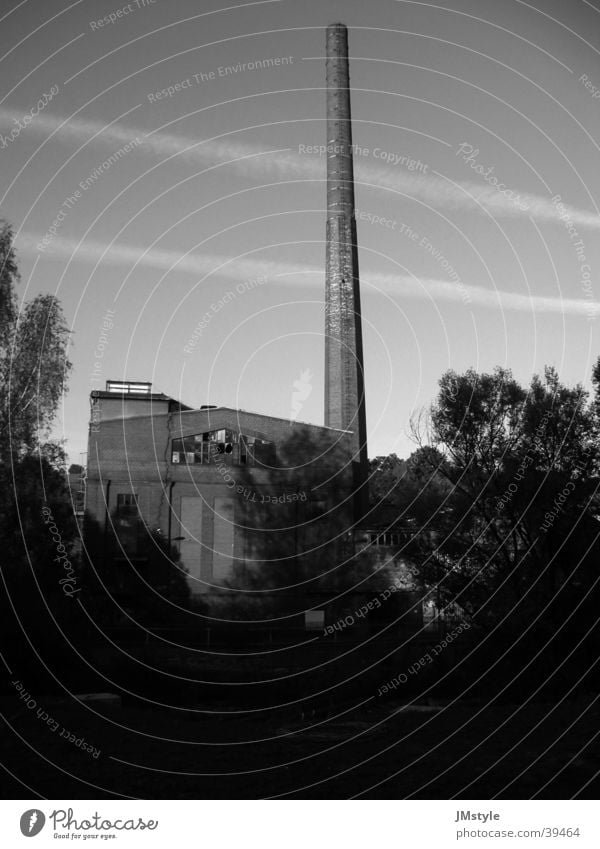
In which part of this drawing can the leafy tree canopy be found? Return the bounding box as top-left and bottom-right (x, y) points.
(402, 364), (600, 642)
(0, 220), (72, 458)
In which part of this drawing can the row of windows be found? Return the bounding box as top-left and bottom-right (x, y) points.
(369, 532), (403, 547)
(171, 429), (274, 466)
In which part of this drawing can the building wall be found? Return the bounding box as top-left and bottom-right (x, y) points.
(86, 405), (352, 598)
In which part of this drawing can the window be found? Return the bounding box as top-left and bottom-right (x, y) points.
(116, 493), (138, 514)
(305, 610), (325, 631)
(172, 430), (274, 466)
(106, 380), (152, 395)
(115, 493), (140, 554)
(368, 531), (402, 547)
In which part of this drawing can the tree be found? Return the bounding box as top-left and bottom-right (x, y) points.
(0, 450), (88, 693)
(81, 514), (192, 627)
(0, 221), (74, 583)
(0, 221), (79, 691)
(368, 447), (451, 541)
(0, 221), (72, 457)
(217, 426), (393, 619)
(408, 364), (600, 694)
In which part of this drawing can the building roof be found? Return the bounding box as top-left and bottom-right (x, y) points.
(90, 381), (352, 434)
(95, 404), (351, 433)
(172, 406), (351, 433)
(90, 389), (189, 404)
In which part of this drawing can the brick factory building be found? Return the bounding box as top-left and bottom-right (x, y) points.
(85, 380), (353, 601)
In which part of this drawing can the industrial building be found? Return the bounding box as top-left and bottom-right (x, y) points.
(85, 379), (353, 599)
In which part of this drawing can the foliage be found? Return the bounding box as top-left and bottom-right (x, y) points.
(0, 221), (72, 457)
(0, 449), (88, 692)
(0, 449), (79, 590)
(82, 513), (193, 627)
(403, 364), (600, 691)
(0, 221), (76, 589)
(218, 426), (391, 618)
(0, 221), (76, 594)
(0, 221), (81, 691)
(368, 448), (451, 540)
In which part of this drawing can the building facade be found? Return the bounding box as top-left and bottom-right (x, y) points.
(85, 380), (352, 600)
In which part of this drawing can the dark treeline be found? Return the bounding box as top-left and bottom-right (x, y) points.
(369, 363), (600, 700)
(0, 220), (85, 694)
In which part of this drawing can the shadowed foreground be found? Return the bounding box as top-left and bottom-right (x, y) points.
(2, 695), (599, 799)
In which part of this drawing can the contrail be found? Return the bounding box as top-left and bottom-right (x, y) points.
(16, 231), (600, 318)
(3, 108), (600, 230)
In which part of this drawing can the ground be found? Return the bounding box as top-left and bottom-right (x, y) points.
(2, 695), (600, 799)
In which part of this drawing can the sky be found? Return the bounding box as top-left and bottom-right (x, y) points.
(2, 0), (600, 462)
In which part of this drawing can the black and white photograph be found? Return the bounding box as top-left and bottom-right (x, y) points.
(1, 0), (600, 829)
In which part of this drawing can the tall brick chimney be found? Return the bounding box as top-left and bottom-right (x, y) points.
(324, 23), (368, 517)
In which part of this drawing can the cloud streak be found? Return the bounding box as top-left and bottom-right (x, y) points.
(16, 231), (600, 319)
(3, 108), (600, 230)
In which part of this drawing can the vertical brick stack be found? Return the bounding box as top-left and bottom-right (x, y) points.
(324, 23), (369, 513)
